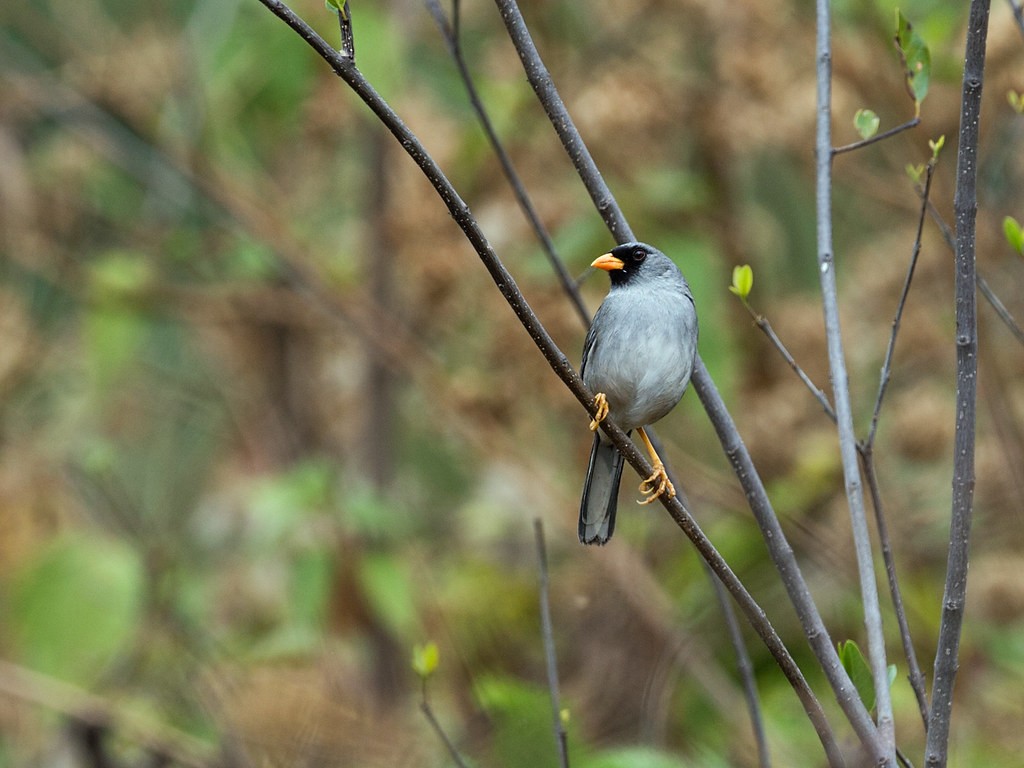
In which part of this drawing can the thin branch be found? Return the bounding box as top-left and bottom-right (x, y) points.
(490, 0), (881, 761)
(419, 683), (471, 768)
(337, 0), (354, 59)
(832, 117), (921, 155)
(741, 276), (930, 734)
(741, 282), (933, 733)
(897, 747), (916, 768)
(815, 0), (895, 761)
(976, 273), (1024, 345)
(741, 302), (836, 420)
(692, 360), (864, 767)
(704, 561), (772, 768)
(534, 519), (570, 768)
(743, 297), (930, 732)
(925, 1), (990, 765)
(922, 196), (1024, 347)
(254, 3), (850, 762)
(492, 0), (634, 244)
(859, 165), (936, 730)
(423, 0), (591, 327)
(866, 162), (935, 447)
(859, 447), (930, 729)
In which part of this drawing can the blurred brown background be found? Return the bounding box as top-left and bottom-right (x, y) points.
(1, 0), (1023, 766)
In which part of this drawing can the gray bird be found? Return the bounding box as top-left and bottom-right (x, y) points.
(579, 242), (699, 545)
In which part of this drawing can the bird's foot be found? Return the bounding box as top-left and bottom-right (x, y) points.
(638, 463), (675, 505)
(589, 393), (609, 431)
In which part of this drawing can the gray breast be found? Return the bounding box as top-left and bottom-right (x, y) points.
(582, 284), (697, 431)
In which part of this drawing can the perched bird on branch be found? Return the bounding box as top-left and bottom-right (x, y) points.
(579, 242), (698, 545)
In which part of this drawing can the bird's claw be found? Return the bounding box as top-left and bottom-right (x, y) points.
(589, 393), (609, 431)
(638, 464), (675, 505)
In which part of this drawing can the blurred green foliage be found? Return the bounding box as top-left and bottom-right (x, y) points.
(9, 536), (143, 685)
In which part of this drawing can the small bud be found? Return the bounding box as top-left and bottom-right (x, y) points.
(412, 642), (440, 679)
(729, 264), (754, 302)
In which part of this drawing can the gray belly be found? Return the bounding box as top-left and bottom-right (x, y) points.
(584, 326), (695, 430)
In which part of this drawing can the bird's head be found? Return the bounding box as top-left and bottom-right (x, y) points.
(591, 242), (679, 287)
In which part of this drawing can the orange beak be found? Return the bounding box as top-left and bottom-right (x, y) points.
(591, 253), (625, 271)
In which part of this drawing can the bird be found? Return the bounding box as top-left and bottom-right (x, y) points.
(579, 242), (699, 545)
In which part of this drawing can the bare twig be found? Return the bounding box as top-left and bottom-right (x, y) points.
(337, 0), (354, 59)
(254, 3), (850, 763)
(925, 1), (990, 765)
(742, 265), (930, 736)
(866, 162), (935, 448)
(492, 0), (634, 245)
(858, 164), (937, 729)
(741, 302), (836, 420)
(897, 747), (916, 768)
(741, 229), (931, 730)
(418, 684), (471, 768)
(704, 562), (771, 768)
(922, 197), (1024, 347)
(976, 274), (1024, 345)
(859, 448), (930, 728)
(692, 360), (861, 767)
(423, 0), (591, 327)
(743, 292), (931, 733)
(832, 117), (921, 155)
(815, 0), (895, 761)
(533, 519), (569, 768)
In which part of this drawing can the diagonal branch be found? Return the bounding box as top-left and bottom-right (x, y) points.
(924, 200), (1024, 347)
(866, 162), (935, 448)
(492, 0), (635, 245)
(422, 0), (590, 328)
(741, 302), (836, 420)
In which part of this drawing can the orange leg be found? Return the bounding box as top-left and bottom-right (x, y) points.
(589, 392), (609, 431)
(636, 427), (676, 504)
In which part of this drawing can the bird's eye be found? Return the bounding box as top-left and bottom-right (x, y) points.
(631, 248), (647, 263)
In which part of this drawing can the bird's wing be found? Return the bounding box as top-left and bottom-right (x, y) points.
(580, 320), (599, 379)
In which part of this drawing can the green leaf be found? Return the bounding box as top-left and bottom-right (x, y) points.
(888, 664), (898, 688)
(905, 163), (924, 184)
(895, 11), (931, 109)
(9, 536), (143, 684)
(839, 639), (876, 711)
(1008, 90), (1024, 115)
(853, 109), (880, 140)
(728, 264), (753, 301)
(412, 641), (440, 678)
(929, 135), (945, 160)
(1004, 216), (1024, 255)
(324, 0), (348, 19)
